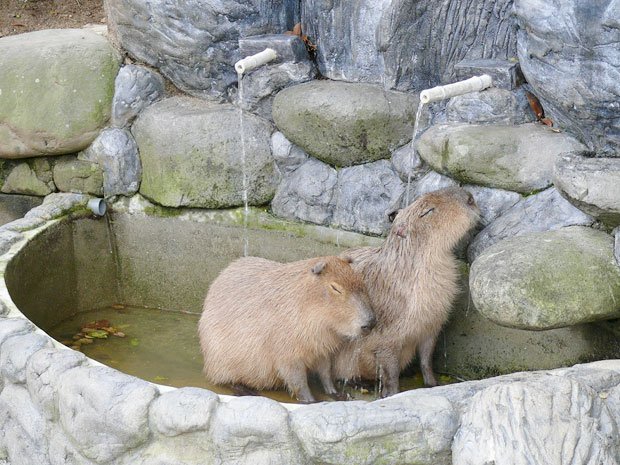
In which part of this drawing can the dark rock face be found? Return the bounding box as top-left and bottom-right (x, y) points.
(302, 0), (517, 91)
(105, 0), (300, 101)
(515, 0), (620, 156)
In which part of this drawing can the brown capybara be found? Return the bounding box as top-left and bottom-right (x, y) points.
(198, 255), (375, 403)
(333, 187), (480, 397)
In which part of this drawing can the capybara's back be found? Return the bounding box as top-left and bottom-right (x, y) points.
(198, 255), (374, 402)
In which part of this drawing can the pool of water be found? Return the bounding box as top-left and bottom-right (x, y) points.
(49, 305), (455, 403)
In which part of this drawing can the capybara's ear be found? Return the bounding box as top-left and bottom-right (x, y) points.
(387, 209), (400, 223)
(341, 254), (354, 264)
(311, 261), (326, 274)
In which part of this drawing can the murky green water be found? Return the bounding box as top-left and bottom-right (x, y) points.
(50, 305), (455, 403)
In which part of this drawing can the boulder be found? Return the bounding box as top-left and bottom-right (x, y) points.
(111, 64), (165, 128)
(515, 0), (620, 156)
(615, 226), (620, 268)
(462, 185), (521, 227)
(105, 0), (299, 100)
(1, 160), (55, 196)
(270, 131), (308, 175)
(133, 97), (278, 208)
(272, 81), (418, 167)
(0, 29), (121, 158)
(52, 156), (104, 196)
(554, 152), (620, 227)
(416, 123), (587, 193)
(391, 142), (429, 183)
(332, 160), (404, 235)
(446, 88), (535, 125)
(470, 226), (620, 330)
(468, 188), (594, 262)
(302, 0), (517, 91)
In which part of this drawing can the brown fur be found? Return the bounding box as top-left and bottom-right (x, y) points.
(333, 187), (480, 397)
(198, 255), (375, 402)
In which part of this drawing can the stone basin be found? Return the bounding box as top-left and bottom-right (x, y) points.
(1, 194), (619, 464)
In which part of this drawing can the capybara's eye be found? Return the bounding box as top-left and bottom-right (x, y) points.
(330, 283), (343, 294)
(419, 207), (435, 218)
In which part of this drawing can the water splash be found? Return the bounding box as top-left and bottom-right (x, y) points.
(404, 102), (426, 206)
(237, 72), (250, 257)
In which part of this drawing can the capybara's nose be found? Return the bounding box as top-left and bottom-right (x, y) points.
(361, 316), (377, 335)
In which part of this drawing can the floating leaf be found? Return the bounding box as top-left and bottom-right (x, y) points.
(153, 376), (169, 382)
(113, 331), (126, 338)
(88, 330), (109, 339)
(130, 338), (140, 347)
(77, 338), (94, 345)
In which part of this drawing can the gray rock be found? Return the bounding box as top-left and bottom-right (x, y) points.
(0, 302), (7, 317)
(111, 65), (165, 128)
(470, 226), (620, 330)
(446, 88), (535, 125)
(0, 332), (53, 384)
(554, 152), (620, 227)
(26, 348), (86, 421)
(1, 161), (55, 196)
(0, 389), (50, 465)
(332, 160), (404, 235)
(390, 142), (429, 183)
(0, 216), (46, 233)
(48, 429), (95, 465)
(0, 29), (121, 158)
(52, 156), (104, 196)
(303, 0), (517, 92)
(271, 158), (337, 225)
(0, 318), (34, 347)
(270, 131), (308, 175)
(0, 230), (23, 255)
(615, 227), (620, 268)
(80, 128), (141, 197)
(57, 365), (158, 463)
(272, 81), (418, 167)
(402, 170), (458, 207)
(468, 188), (595, 261)
(106, 0), (299, 100)
(24, 193), (89, 221)
(211, 396), (303, 465)
(238, 61), (316, 121)
(134, 97), (278, 208)
(515, 0), (620, 156)
(453, 59), (525, 91)
(417, 123), (587, 193)
(149, 387), (219, 437)
(463, 185), (521, 227)
(452, 377), (618, 465)
(291, 392), (457, 465)
(238, 34), (309, 65)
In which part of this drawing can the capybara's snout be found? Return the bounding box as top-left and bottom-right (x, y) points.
(361, 313), (377, 336)
(356, 297), (377, 337)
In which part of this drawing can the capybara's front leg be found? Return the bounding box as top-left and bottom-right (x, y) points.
(315, 356), (337, 395)
(418, 334), (439, 387)
(278, 362), (315, 403)
(375, 349), (400, 398)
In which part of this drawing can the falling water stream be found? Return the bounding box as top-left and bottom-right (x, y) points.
(237, 71), (250, 257)
(404, 101), (426, 206)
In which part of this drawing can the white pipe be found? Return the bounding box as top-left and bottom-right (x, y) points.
(234, 48), (278, 75)
(87, 198), (107, 216)
(419, 74), (493, 104)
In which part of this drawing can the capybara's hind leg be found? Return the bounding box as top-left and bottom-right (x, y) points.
(278, 362), (315, 403)
(230, 384), (260, 397)
(315, 356), (337, 395)
(376, 349), (400, 397)
(418, 335), (439, 387)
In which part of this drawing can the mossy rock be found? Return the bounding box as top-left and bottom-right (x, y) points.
(0, 29), (121, 158)
(470, 226), (620, 330)
(272, 81), (418, 167)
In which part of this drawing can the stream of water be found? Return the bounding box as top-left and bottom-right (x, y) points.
(405, 101), (426, 206)
(237, 71), (250, 257)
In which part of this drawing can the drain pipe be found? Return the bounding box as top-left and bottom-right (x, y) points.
(87, 198), (107, 216)
(420, 74), (493, 104)
(234, 48), (277, 75)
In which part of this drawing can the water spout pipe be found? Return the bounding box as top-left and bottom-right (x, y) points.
(87, 198), (107, 216)
(419, 74), (493, 104)
(234, 48), (277, 75)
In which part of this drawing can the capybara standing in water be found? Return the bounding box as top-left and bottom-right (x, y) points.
(198, 255), (375, 403)
(333, 187), (480, 397)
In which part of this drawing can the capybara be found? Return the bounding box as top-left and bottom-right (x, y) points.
(333, 187), (480, 397)
(198, 255), (375, 403)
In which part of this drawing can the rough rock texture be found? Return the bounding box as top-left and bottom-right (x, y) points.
(271, 158), (336, 225)
(0, 29), (121, 158)
(149, 388), (219, 437)
(111, 64), (165, 128)
(291, 393), (458, 465)
(302, 0), (517, 91)
(452, 376), (619, 465)
(470, 226), (620, 330)
(1, 159), (55, 196)
(463, 185), (521, 227)
(272, 81), (418, 167)
(446, 88), (535, 124)
(0, 332), (53, 384)
(453, 59), (524, 91)
(514, 0), (620, 156)
(80, 128), (142, 197)
(0, 230), (22, 256)
(57, 365), (158, 463)
(391, 142), (429, 183)
(468, 188), (595, 261)
(416, 123), (587, 193)
(133, 97), (278, 208)
(23, 193), (89, 222)
(332, 160), (404, 235)
(52, 156), (104, 196)
(270, 131), (308, 175)
(105, 0), (299, 100)
(554, 152), (620, 227)
(615, 226), (620, 268)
